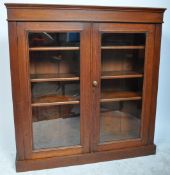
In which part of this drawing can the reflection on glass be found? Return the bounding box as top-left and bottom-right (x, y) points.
(32, 104), (80, 149)
(29, 32), (80, 47)
(100, 101), (141, 143)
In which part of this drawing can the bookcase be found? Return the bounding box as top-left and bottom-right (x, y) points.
(6, 3), (165, 172)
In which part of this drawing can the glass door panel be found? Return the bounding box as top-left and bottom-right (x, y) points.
(32, 104), (80, 149)
(100, 101), (141, 143)
(28, 32), (81, 150)
(31, 81), (80, 105)
(30, 50), (80, 82)
(100, 33), (146, 143)
(29, 32), (80, 47)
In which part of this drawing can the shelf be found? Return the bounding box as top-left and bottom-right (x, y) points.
(30, 73), (80, 82)
(101, 46), (145, 50)
(32, 94), (80, 107)
(101, 71), (143, 79)
(29, 46), (80, 51)
(30, 72), (144, 82)
(101, 91), (142, 102)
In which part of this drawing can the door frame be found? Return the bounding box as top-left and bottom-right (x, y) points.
(16, 22), (92, 159)
(91, 23), (155, 152)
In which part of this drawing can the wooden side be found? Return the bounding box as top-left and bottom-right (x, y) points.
(8, 22), (25, 160)
(139, 25), (155, 145)
(16, 144), (156, 172)
(6, 8), (164, 23)
(148, 24), (162, 144)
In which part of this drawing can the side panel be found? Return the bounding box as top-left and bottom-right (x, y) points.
(148, 24), (162, 144)
(8, 22), (25, 160)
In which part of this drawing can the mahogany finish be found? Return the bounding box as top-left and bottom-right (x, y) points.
(6, 3), (165, 172)
(6, 4), (164, 23)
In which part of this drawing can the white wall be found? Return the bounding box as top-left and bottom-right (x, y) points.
(0, 0), (169, 165)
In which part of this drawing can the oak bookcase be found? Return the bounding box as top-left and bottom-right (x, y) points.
(6, 3), (165, 172)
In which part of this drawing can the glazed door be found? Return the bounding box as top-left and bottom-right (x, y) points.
(17, 22), (91, 159)
(92, 23), (155, 152)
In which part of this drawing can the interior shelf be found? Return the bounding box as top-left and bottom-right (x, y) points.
(30, 73), (80, 82)
(32, 94), (80, 107)
(101, 46), (145, 50)
(101, 91), (142, 102)
(101, 71), (143, 79)
(29, 46), (80, 51)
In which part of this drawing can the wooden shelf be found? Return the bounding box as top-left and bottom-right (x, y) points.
(32, 94), (79, 107)
(29, 46), (80, 51)
(101, 91), (142, 102)
(101, 71), (143, 79)
(101, 45), (145, 50)
(30, 73), (80, 82)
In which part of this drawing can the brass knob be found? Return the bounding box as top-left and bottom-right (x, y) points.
(92, 80), (98, 87)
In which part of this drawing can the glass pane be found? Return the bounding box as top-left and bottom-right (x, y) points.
(102, 33), (145, 46)
(32, 104), (80, 149)
(101, 78), (143, 100)
(100, 101), (141, 143)
(100, 33), (145, 143)
(101, 49), (144, 76)
(31, 81), (80, 104)
(29, 32), (80, 47)
(30, 50), (80, 80)
(28, 32), (81, 150)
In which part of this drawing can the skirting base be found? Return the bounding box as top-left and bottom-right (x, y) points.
(16, 144), (156, 172)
